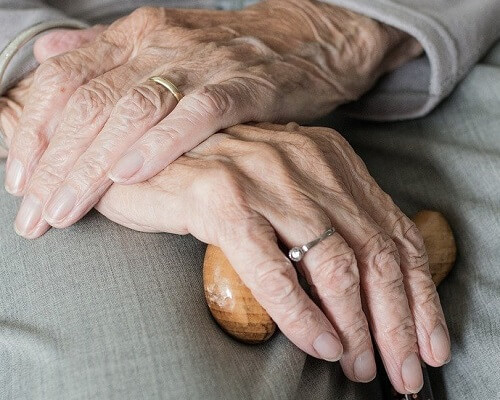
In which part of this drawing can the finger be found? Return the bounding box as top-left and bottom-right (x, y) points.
(14, 59), (156, 237)
(351, 181), (450, 366)
(270, 206), (376, 383)
(323, 203), (422, 394)
(330, 137), (450, 367)
(262, 128), (423, 393)
(34, 26), (107, 63)
(39, 78), (178, 229)
(5, 28), (133, 195)
(108, 79), (264, 184)
(219, 215), (344, 362)
(206, 139), (376, 382)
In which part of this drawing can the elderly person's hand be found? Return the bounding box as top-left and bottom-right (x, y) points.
(97, 123), (450, 394)
(5, 0), (422, 238)
(0, 86), (450, 393)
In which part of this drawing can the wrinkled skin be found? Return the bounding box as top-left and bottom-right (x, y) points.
(0, 81), (449, 393)
(0, 1), (444, 394)
(4, 0), (422, 240)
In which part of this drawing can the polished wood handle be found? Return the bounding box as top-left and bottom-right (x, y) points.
(203, 210), (456, 344)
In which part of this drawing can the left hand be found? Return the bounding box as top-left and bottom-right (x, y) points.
(0, 90), (450, 393)
(4, 1), (422, 238)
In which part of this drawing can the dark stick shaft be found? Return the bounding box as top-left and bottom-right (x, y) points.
(376, 348), (434, 400)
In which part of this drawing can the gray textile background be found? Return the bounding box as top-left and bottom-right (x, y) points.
(1, 36), (499, 400)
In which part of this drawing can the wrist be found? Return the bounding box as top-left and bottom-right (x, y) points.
(247, 0), (422, 102)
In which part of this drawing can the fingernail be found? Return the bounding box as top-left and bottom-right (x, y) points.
(430, 324), (450, 364)
(109, 150), (144, 182)
(14, 195), (42, 235)
(313, 332), (343, 361)
(402, 353), (423, 393)
(354, 350), (377, 382)
(45, 185), (77, 222)
(5, 158), (25, 194)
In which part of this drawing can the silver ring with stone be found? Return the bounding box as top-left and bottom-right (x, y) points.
(288, 227), (336, 262)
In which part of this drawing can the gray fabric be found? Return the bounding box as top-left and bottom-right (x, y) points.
(1, 0), (500, 120)
(1, 37), (499, 400)
(326, 0), (500, 120)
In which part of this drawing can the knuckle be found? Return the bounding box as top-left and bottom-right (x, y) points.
(189, 85), (234, 119)
(362, 233), (403, 286)
(192, 161), (246, 207)
(236, 140), (300, 188)
(143, 126), (184, 154)
(68, 81), (114, 125)
(407, 272), (442, 320)
(313, 248), (360, 300)
(117, 85), (163, 120)
(285, 132), (328, 162)
(74, 156), (107, 183)
(414, 279), (440, 310)
(97, 28), (129, 51)
(282, 133), (344, 187)
(382, 315), (417, 347)
(285, 306), (318, 336)
(206, 162), (239, 191)
(28, 163), (65, 195)
(228, 37), (277, 59)
(287, 132), (320, 151)
(342, 316), (371, 350)
(245, 141), (283, 165)
(401, 221), (429, 270)
(374, 238), (400, 266)
(253, 261), (298, 304)
(34, 58), (72, 87)
(216, 213), (271, 249)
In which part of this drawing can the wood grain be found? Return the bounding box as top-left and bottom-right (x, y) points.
(203, 244), (276, 343)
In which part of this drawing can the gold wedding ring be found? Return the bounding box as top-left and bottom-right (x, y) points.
(149, 76), (184, 103)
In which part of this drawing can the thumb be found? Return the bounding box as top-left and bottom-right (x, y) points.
(34, 25), (107, 63)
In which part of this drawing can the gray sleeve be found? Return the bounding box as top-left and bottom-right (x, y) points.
(323, 0), (500, 121)
(0, 0), (87, 94)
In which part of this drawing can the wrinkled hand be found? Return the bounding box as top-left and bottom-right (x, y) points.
(5, 0), (422, 238)
(97, 123), (449, 394)
(0, 93), (449, 392)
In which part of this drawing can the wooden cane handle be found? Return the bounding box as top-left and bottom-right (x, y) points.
(203, 210), (456, 344)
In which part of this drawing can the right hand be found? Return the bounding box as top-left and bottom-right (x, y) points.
(95, 123), (450, 395)
(6, 2), (422, 238)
